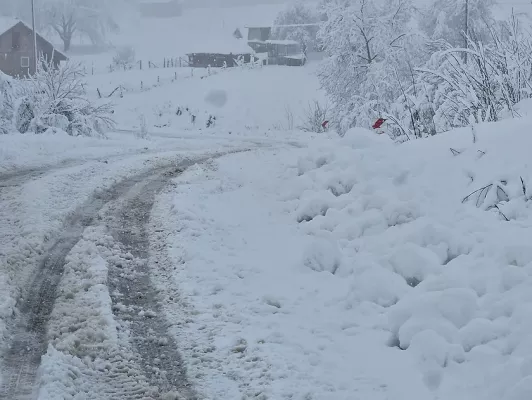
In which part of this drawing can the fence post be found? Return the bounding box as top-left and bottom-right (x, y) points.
(92, 63), (94, 75)
(141, 81), (143, 90)
(158, 76), (160, 84)
(175, 71), (177, 80)
(163, 58), (166, 68)
(139, 60), (142, 70)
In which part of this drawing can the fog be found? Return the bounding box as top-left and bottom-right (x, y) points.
(184, 0), (308, 8)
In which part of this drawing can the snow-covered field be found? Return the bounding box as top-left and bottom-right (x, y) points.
(149, 115), (532, 399)
(87, 64), (326, 134)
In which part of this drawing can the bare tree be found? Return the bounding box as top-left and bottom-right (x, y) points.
(52, 12), (76, 52)
(41, 0), (118, 52)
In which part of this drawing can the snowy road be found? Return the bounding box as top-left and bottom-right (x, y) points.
(0, 144), (256, 400)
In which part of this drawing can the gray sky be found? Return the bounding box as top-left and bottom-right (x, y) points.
(184, 0), (301, 8)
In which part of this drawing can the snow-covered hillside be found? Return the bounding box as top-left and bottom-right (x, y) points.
(82, 64), (326, 134)
(152, 112), (532, 399)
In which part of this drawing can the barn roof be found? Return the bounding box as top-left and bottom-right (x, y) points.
(0, 17), (21, 33)
(0, 17), (67, 60)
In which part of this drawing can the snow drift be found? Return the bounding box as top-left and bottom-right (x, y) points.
(157, 110), (532, 400)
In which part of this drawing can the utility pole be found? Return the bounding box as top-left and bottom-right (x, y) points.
(464, 0), (469, 62)
(31, 0), (38, 73)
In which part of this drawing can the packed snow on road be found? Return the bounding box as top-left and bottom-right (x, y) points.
(2, 1), (532, 400)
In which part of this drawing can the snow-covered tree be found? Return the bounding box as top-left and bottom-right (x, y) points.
(13, 59), (114, 136)
(271, 1), (322, 51)
(419, 0), (498, 47)
(0, 72), (15, 134)
(318, 0), (423, 134)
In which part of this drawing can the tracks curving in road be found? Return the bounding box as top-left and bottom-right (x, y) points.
(0, 155), (225, 400)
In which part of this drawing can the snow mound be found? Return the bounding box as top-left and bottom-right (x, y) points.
(342, 127), (392, 149)
(302, 238), (342, 274)
(288, 118), (532, 399)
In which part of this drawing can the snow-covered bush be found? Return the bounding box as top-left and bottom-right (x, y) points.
(299, 100), (330, 133)
(14, 60), (114, 136)
(14, 97), (35, 134)
(112, 46), (136, 70)
(0, 72), (15, 134)
(390, 14), (532, 139)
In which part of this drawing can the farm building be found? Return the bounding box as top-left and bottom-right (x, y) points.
(185, 33), (255, 68)
(247, 27), (272, 42)
(245, 27), (306, 66)
(0, 18), (67, 78)
(266, 40), (305, 66)
(246, 26), (271, 53)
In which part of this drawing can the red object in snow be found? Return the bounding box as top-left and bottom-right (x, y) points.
(321, 120), (329, 129)
(372, 118), (386, 129)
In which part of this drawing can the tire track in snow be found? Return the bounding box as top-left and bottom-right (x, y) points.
(102, 167), (198, 399)
(0, 159), (201, 400)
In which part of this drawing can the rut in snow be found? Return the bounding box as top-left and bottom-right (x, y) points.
(102, 167), (199, 399)
(0, 161), (197, 400)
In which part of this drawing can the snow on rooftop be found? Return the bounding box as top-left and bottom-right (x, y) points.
(0, 17), (22, 33)
(0, 17), (64, 56)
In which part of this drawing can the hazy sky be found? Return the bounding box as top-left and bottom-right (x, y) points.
(185, 0), (306, 7)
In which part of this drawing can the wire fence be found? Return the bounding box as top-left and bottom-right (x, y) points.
(86, 56), (264, 99)
(81, 56), (191, 76)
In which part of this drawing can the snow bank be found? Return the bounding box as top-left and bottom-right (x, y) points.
(156, 115), (532, 399)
